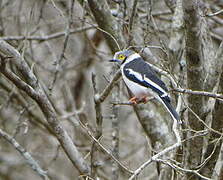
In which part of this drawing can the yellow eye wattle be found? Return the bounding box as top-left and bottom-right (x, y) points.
(118, 54), (125, 60)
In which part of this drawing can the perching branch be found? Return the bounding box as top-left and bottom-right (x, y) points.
(172, 88), (223, 100)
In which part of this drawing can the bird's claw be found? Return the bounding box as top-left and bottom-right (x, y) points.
(129, 97), (138, 105)
(129, 96), (149, 105)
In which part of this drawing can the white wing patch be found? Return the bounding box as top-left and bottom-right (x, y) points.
(143, 75), (169, 97)
(125, 68), (143, 81)
(121, 68), (148, 97)
(125, 68), (169, 98)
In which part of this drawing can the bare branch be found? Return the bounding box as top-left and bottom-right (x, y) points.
(127, 0), (139, 46)
(87, 0), (125, 52)
(129, 142), (181, 180)
(156, 159), (212, 180)
(78, 119), (133, 175)
(172, 88), (223, 100)
(96, 70), (121, 103)
(206, 9), (223, 17)
(50, 0), (76, 91)
(183, 99), (222, 136)
(0, 25), (96, 41)
(0, 128), (49, 180)
(0, 40), (90, 175)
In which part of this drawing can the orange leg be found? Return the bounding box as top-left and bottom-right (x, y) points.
(129, 96), (152, 104)
(129, 96), (138, 104)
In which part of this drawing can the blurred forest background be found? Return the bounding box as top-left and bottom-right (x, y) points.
(0, 0), (223, 180)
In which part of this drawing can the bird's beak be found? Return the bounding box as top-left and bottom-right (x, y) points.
(109, 59), (121, 63)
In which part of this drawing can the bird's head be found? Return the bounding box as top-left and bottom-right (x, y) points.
(109, 49), (136, 64)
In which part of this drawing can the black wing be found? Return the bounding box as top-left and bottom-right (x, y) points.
(123, 57), (170, 102)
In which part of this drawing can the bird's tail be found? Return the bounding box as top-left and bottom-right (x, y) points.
(159, 96), (181, 124)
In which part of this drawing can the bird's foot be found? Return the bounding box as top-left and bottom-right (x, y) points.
(129, 96), (149, 104)
(129, 97), (139, 105)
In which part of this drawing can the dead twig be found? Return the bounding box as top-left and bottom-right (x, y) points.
(156, 159), (212, 180)
(0, 26), (96, 41)
(49, 0), (75, 91)
(172, 88), (223, 100)
(0, 40), (90, 174)
(129, 142), (181, 180)
(205, 9), (223, 17)
(0, 128), (49, 180)
(77, 119), (134, 175)
(96, 70), (122, 103)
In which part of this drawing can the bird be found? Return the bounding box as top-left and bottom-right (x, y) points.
(110, 49), (180, 123)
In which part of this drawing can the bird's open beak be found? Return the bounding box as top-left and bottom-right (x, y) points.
(109, 59), (121, 63)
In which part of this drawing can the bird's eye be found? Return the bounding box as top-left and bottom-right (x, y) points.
(118, 54), (125, 60)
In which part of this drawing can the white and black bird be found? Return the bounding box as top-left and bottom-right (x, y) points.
(110, 49), (180, 123)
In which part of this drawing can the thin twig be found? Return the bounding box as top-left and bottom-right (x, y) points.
(172, 88), (223, 100)
(96, 25), (121, 51)
(0, 128), (49, 180)
(0, 26), (96, 41)
(156, 159), (212, 180)
(206, 9), (223, 17)
(78, 120), (134, 174)
(196, 134), (223, 169)
(148, 62), (223, 101)
(96, 70), (121, 103)
(127, 0), (138, 46)
(128, 142), (181, 180)
(0, 40), (90, 174)
(49, 0), (75, 91)
(50, 0), (65, 18)
(186, 104), (222, 136)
